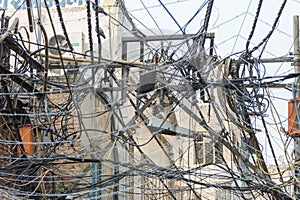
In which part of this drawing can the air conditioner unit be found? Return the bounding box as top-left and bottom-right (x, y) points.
(48, 32), (85, 57)
(48, 34), (68, 56)
(48, 32), (85, 76)
(68, 32), (85, 57)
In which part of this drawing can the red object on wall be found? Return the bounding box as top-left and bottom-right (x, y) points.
(17, 125), (34, 155)
(288, 98), (300, 136)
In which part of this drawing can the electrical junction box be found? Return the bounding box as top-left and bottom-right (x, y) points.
(138, 70), (156, 94)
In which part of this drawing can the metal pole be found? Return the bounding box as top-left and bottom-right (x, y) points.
(293, 15), (300, 199)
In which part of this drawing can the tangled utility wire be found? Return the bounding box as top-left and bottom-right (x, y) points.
(0, 0), (297, 199)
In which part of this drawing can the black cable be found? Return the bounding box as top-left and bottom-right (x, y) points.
(182, 0), (209, 32)
(200, 0), (214, 34)
(53, 0), (73, 54)
(86, 0), (94, 64)
(157, 0), (184, 34)
(249, 0), (287, 54)
(94, 0), (102, 62)
(246, 0), (263, 52)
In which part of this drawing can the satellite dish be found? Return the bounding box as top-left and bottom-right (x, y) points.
(48, 34), (68, 55)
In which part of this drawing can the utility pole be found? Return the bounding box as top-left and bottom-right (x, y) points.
(293, 15), (300, 199)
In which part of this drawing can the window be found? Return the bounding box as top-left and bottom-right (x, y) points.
(195, 137), (223, 164)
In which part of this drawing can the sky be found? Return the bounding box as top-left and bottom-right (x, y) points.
(124, 0), (299, 55)
(124, 0), (300, 164)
